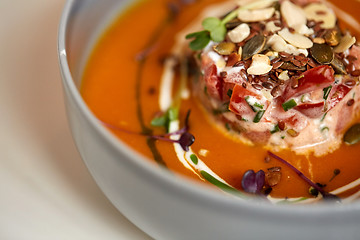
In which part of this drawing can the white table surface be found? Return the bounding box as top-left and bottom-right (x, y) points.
(0, 0), (152, 239)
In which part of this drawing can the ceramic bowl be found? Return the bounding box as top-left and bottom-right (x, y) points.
(58, 0), (360, 239)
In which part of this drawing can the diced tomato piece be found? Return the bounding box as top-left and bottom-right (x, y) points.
(229, 85), (269, 122)
(284, 65), (335, 100)
(204, 64), (223, 100)
(294, 102), (325, 118)
(229, 85), (257, 115)
(326, 84), (352, 111)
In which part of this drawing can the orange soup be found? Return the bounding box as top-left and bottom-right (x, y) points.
(81, 0), (360, 203)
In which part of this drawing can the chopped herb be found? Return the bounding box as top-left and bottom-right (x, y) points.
(245, 96), (263, 112)
(227, 89), (233, 98)
(321, 126), (329, 132)
(270, 124), (280, 134)
(253, 110), (265, 123)
(323, 86), (333, 100)
(190, 154), (198, 165)
(282, 99), (297, 112)
(281, 136), (285, 139)
(320, 112), (327, 122)
(225, 123), (231, 131)
(300, 94), (306, 103)
(242, 118), (248, 122)
(254, 102), (264, 109)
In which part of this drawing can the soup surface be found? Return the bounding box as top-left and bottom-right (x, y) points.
(81, 0), (360, 202)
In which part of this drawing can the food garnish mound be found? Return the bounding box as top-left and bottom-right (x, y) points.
(186, 0), (360, 156)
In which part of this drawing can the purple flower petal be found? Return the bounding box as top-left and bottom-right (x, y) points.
(255, 170), (265, 193)
(242, 170), (265, 194)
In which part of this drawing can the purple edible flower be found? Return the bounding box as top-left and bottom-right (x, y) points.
(241, 170), (265, 194)
(178, 132), (195, 151)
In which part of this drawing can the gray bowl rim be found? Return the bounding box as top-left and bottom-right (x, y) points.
(58, 0), (360, 220)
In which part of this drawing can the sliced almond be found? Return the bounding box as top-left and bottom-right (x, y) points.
(267, 34), (309, 56)
(265, 21), (281, 33)
(247, 54), (273, 75)
(237, 0), (276, 10)
(304, 3), (336, 29)
(238, 7), (275, 22)
(278, 71), (290, 81)
(227, 23), (250, 43)
(278, 28), (313, 49)
(267, 34), (288, 52)
(334, 33), (357, 53)
(280, 1), (307, 31)
(238, 46), (243, 59)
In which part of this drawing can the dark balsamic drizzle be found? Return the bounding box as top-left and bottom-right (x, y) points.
(134, 0), (197, 167)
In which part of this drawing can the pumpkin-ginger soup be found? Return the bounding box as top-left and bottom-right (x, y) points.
(81, 0), (360, 203)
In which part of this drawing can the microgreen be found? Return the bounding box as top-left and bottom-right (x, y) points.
(105, 110), (194, 152)
(151, 107), (179, 129)
(267, 151), (340, 202)
(185, 0), (277, 50)
(185, 31), (211, 51)
(201, 171), (243, 195)
(202, 17), (227, 42)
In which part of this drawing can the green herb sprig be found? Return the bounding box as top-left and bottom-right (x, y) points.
(185, 0), (277, 50)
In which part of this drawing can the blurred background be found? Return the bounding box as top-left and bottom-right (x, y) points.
(0, 0), (151, 239)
